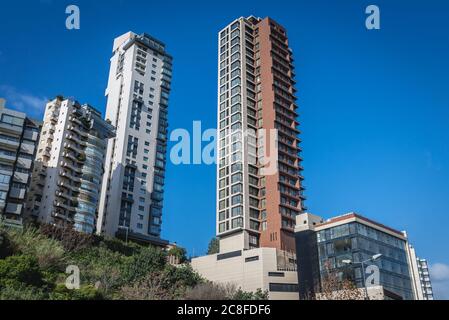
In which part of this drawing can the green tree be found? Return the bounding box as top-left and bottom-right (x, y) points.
(207, 237), (219, 255)
(233, 288), (269, 300)
(123, 246), (167, 283)
(168, 245), (187, 263)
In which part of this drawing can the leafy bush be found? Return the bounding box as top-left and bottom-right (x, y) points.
(184, 282), (237, 300)
(0, 284), (47, 300)
(38, 224), (99, 252)
(50, 283), (103, 300)
(0, 255), (44, 289)
(0, 230), (14, 259)
(0, 224), (206, 300)
(122, 246), (167, 283)
(5, 227), (65, 271)
(233, 288), (269, 300)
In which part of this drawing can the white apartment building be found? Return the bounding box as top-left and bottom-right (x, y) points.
(26, 97), (114, 233)
(97, 32), (172, 246)
(406, 244), (434, 300)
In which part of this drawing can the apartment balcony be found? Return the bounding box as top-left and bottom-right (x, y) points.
(2, 217), (23, 227)
(67, 124), (87, 137)
(0, 135), (20, 149)
(23, 129), (39, 141)
(51, 211), (72, 222)
(57, 180), (79, 192)
(5, 203), (23, 215)
(65, 133), (86, 146)
(60, 161), (82, 174)
(53, 200), (76, 212)
(9, 187), (26, 200)
(55, 189), (76, 202)
(0, 152), (16, 164)
(59, 170), (81, 182)
(13, 171), (29, 184)
(68, 116), (83, 127)
(62, 151), (85, 164)
(20, 143), (35, 155)
(16, 156), (32, 169)
(64, 142), (83, 154)
(0, 122), (23, 135)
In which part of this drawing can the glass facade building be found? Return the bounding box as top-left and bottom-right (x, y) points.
(316, 221), (414, 300)
(295, 213), (415, 300)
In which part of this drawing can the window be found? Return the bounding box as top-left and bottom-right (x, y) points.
(231, 206), (242, 217)
(231, 77), (241, 87)
(0, 174), (11, 185)
(231, 183), (242, 194)
(232, 217), (243, 229)
(231, 173), (242, 183)
(231, 194), (242, 205)
(1, 114), (23, 127)
(269, 283), (299, 292)
(231, 162), (242, 173)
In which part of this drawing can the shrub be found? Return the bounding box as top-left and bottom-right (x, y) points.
(5, 227), (65, 271)
(184, 282), (237, 300)
(232, 288), (269, 300)
(0, 255), (44, 289)
(122, 246), (167, 283)
(67, 245), (129, 294)
(0, 230), (14, 259)
(0, 284), (47, 300)
(50, 283), (103, 300)
(118, 272), (173, 300)
(38, 224), (99, 252)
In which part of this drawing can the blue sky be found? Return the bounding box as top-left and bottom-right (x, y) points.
(0, 0), (448, 298)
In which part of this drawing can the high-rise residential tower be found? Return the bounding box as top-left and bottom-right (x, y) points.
(0, 98), (41, 227)
(192, 17), (302, 300)
(26, 97), (114, 233)
(406, 245), (434, 300)
(97, 32), (172, 246)
(216, 16), (305, 254)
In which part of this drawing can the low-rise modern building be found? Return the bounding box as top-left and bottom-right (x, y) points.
(26, 96), (115, 233)
(191, 247), (298, 300)
(295, 212), (415, 300)
(0, 98), (41, 227)
(406, 244), (434, 300)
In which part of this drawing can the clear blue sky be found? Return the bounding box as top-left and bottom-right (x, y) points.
(1, 0), (448, 298)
